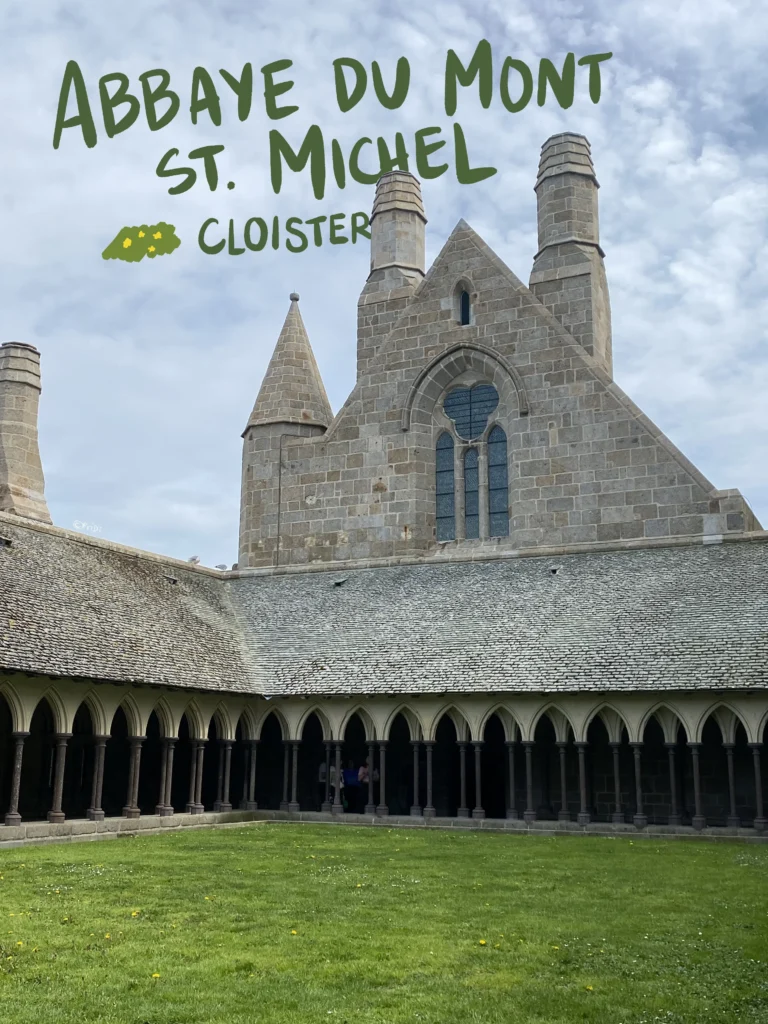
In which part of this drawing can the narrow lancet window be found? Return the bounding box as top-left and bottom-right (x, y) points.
(459, 290), (471, 326)
(436, 432), (456, 541)
(464, 447), (479, 539)
(488, 426), (509, 537)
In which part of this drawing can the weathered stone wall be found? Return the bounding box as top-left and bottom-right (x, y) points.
(0, 343), (51, 523)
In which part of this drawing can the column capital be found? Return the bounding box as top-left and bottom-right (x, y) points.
(686, 741), (702, 749)
(472, 739), (483, 748)
(11, 730), (30, 740)
(630, 741), (643, 750)
(504, 739), (516, 748)
(574, 741), (588, 750)
(54, 732), (73, 740)
(722, 742), (735, 751)
(378, 739), (388, 748)
(128, 735), (145, 746)
(663, 741), (677, 749)
(162, 735), (178, 746)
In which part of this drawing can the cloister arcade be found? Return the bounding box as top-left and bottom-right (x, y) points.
(1, 674), (766, 832)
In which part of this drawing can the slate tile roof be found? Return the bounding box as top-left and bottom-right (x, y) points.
(0, 517), (251, 692)
(231, 541), (768, 695)
(1, 514), (767, 696)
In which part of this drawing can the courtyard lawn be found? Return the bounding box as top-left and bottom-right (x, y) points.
(0, 825), (766, 1023)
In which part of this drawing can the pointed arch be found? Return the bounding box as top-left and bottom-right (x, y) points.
(209, 702), (235, 741)
(296, 703), (332, 742)
(402, 342), (529, 432)
(34, 688), (67, 734)
(338, 704), (376, 742)
(529, 704), (574, 743)
(477, 703), (519, 743)
(108, 692), (142, 737)
(148, 696), (174, 739)
(582, 702), (631, 744)
(427, 704), (470, 742)
(77, 690), (109, 736)
(255, 706), (288, 741)
(381, 703), (423, 741)
(637, 702), (688, 744)
(179, 699), (205, 740)
(693, 702), (750, 745)
(0, 679), (23, 732)
(235, 706), (258, 741)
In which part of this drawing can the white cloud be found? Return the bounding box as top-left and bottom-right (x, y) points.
(1, 0), (766, 564)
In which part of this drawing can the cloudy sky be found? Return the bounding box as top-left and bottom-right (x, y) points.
(1, 0), (766, 567)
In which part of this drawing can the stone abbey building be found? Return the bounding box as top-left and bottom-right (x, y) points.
(0, 133), (766, 842)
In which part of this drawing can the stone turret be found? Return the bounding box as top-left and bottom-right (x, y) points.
(0, 342), (51, 523)
(239, 294), (332, 568)
(529, 133), (613, 376)
(357, 171), (427, 380)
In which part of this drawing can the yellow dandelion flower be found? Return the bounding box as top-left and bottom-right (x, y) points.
(16, 941), (22, 946)
(148, 245), (156, 252)
(153, 231), (162, 239)
(138, 231), (145, 238)
(291, 930), (297, 935)
(479, 939), (487, 946)
(104, 933), (110, 939)
(494, 943), (501, 949)
(551, 945), (559, 950)
(131, 911), (140, 917)
(585, 985), (593, 992)
(152, 972), (160, 979)
(122, 237), (132, 249)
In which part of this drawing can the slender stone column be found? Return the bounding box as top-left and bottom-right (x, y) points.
(87, 735), (108, 821)
(214, 741), (225, 811)
(156, 738), (169, 816)
(193, 740), (205, 813)
(523, 742), (535, 822)
(240, 743), (250, 809)
(751, 745), (766, 830)
(47, 733), (71, 824)
(505, 741), (517, 819)
(457, 742), (469, 817)
(689, 742), (705, 830)
(220, 740), (233, 812)
(410, 740), (421, 816)
(288, 741), (300, 812)
(322, 741), (332, 812)
(724, 744), (739, 827)
(472, 741), (484, 819)
(246, 740), (258, 810)
(332, 743), (343, 814)
(664, 742), (681, 825)
(365, 742), (376, 814)
(557, 741), (569, 821)
(424, 741), (435, 817)
(376, 741), (388, 816)
(280, 741), (290, 811)
(610, 742), (623, 824)
(5, 731), (29, 826)
(631, 743), (647, 828)
(159, 738), (176, 815)
(186, 740), (199, 813)
(575, 742), (590, 824)
(122, 737), (143, 819)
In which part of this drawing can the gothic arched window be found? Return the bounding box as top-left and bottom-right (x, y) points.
(435, 432), (455, 541)
(460, 290), (471, 326)
(488, 426), (509, 537)
(464, 447), (479, 539)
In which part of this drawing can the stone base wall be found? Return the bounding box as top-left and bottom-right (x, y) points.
(1, 809), (765, 849)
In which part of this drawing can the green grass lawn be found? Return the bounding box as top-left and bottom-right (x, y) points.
(0, 824), (766, 1023)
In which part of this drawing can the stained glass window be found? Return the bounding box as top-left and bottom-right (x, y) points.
(443, 384), (499, 440)
(464, 447), (479, 539)
(488, 426), (509, 537)
(436, 432), (455, 541)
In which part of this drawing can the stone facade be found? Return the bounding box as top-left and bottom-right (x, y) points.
(0, 343), (51, 523)
(237, 133), (759, 569)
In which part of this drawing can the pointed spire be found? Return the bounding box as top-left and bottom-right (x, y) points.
(244, 294), (332, 434)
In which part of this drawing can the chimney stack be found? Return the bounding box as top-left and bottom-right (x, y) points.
(0, 342), (52, 523)
(529, 133), (613, 376)
(357, 171), (427, 380)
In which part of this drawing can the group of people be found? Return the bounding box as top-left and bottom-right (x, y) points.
(318, 758), (379, 812)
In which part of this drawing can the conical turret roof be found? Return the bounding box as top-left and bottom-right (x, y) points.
(244, 293), (333, 433)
